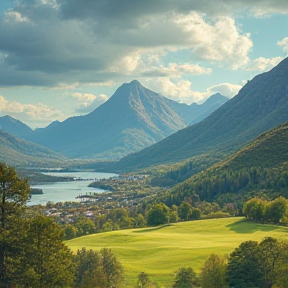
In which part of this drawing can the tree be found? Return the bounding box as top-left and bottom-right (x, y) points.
(75, 217), (96, 236)
(200, 254), (227, 288)
(274, 240), (288, 287)
(189, 208), (201, 220)
(178, 201), (192, 221)
(63, 224), (77, 240)
(74, 247), (107, 288)
(264, 197), (288, 223)
(100, 248), (123, 288)
(136, 272), (150, 288)
(227, 241), (263, 288)
(243, 197), (267, 221)
(146, 203), (170, 226)
(21, 216), (75, 288)
(259, 237), (281, 288)
(0, 163), (30, 287)
(173, 267), (199, 288)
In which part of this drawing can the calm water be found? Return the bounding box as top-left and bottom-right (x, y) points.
(29, 171), (118, 206)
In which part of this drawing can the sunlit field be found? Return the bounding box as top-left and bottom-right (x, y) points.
(67, 217), (288, 287)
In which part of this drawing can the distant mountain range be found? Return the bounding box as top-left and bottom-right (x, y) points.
(0, 115), (34, 139)
(0, 130), (68, 167)
(0, 81), (228, 160)
(115, 57), (288, 171)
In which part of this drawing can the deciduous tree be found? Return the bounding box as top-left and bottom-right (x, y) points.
(173, 267), (199, 288)
(200, 254), (227, 288)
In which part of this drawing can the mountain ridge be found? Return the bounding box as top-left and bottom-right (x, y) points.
(4, 81), (227, 161)
(114, 57), (288, 171)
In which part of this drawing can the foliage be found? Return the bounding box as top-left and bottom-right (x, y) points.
(265, 197), (288, 223)
(146, 203), (170, 226)
(243, 197), (267, 221)
(178, 201), (192, 221)
(136, 272), (150, 288)
(74, 247), (123, 288)
(172, 267), (199, 288)
(227, 240), (263, 288)
(200, 254), (227, 288)
(75, 217), (96, 237)
(226, 237), (288, 288)
(243, 196), (288, 224)
(21, 216), (75, 288)
(157, 123), (288, 208)
(0, 162), (30, 286)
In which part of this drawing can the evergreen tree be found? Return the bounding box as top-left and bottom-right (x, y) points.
(0, 163), (30, 287)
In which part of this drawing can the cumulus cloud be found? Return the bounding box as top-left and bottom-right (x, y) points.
(245, 56), (283, 72)
(75, 94), (109, 113)
(144, 78), (241, 104)
(207, 83), (242, 98)
(141, 63), (212, 78)
(0, 95), (64, 128)
(72, 93), (96, 103)
(277, 37), (288, 54)
(0, 1), (254, 88)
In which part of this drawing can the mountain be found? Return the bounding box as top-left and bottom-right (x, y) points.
(23, 81), (227, 160)
(26, 80), (186, 159)
(0, 130), (68, 167)
(160, 122), (288, 206)
(188, 93), (229, 126)
(114, 57), (288, 171)
(0, 115), (33, 139)
(163, 93), (228, 126)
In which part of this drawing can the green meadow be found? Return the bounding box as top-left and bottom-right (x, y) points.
(67, 217), (288, 287)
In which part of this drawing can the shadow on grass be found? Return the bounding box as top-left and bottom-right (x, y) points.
(226, 219), (281, 234)
(133, 224), (174, 233)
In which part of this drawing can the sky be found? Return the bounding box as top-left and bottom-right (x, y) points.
(0, 0), (288, 128)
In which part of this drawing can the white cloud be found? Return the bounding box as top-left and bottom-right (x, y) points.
(176, 14), (253, 69)
(0, 2), (253, 87)
(277, 37), (288, 54)
(4, 11), (30, 23)
(144, 78), (241, 104)
(208, 83), (242, 98)
(75, 94), (109, 113)
(72, 93), (97, 103)
(0, 95), (64, 128)
(141, 62), (212, 78)
(245, 56), (283, 72)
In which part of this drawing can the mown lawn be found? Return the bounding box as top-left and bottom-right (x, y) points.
(67, 217), (288, 287)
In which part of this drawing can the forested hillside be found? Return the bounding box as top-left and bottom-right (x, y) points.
(159, 122), (288, 206)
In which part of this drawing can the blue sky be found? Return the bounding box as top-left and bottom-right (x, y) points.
(0, 0), (288, 128)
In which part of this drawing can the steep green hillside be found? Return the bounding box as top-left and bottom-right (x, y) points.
(115, 57), (288, 171)
(161, 122), (288, 206)
(67, 217), (288, 287)
(0, 130), (69, 167)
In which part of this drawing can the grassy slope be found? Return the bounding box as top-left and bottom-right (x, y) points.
(67, 217), (288, 287)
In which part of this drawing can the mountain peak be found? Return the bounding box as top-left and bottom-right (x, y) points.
(128, 80), (142, 86)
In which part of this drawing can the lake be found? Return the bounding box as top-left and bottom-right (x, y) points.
(29, 171), (118, 206)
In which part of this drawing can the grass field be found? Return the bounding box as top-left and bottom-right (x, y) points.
(67, 217), (288, 287)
